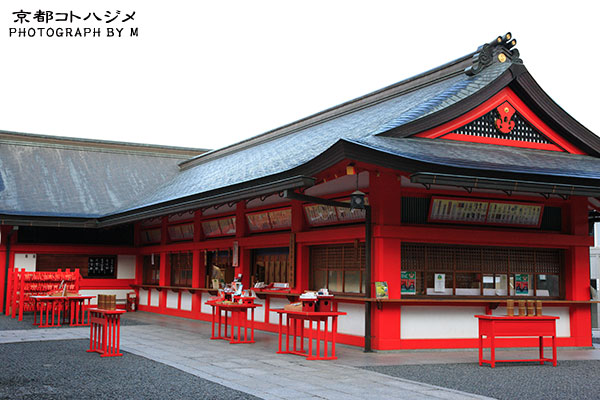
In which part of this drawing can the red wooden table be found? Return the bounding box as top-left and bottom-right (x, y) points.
(87, 309), (126, 357)
(272, 309), (346, 360)
(475, 315), (559, 368)
(31, 296), (65, 327)
(31, 295), (95, 327)
(66, 295), (94, 326)
(205, 301), (261, 344)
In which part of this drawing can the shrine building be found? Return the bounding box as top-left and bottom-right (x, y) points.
(2, 33), (599, 350)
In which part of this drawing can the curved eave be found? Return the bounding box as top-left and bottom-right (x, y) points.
(6, 137), (600, 227)
(379, 64), (600, 157)
(97, 175), (316, 227)
(510, 69), (600, 157)
(0, 214), (98, 228)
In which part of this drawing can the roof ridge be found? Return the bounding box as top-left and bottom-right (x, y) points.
(0, 137), (197, 159)
(0, 129), (208, 157)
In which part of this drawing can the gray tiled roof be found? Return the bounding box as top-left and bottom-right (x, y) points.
(349, 136), (600, 180)
(373, 62), (510, 133)
(120, 62), (511, 213)
(0, 141), (189, 218)
(8, 53), (576, 221)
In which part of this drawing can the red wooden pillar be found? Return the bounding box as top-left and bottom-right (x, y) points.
(566, 196), (592, 346)
(134, 255), (143, 285)
(193, 209), (206, 308)
(236, 201), (247, 239)
(369, 171), (403, 350)
(7, 252), (16, 317)
(297, 245), (310, 292)
(158, 252), (168, 310)
(371, 237), (402, 349)
(0, 226), (14, 313)
(235, 201), (251, 287)
(566, 247), (592, 346)
(191, 250), (202, 288)
(0, 238), (6, 313)
(191, 249), (203, 312)
(291, 200), (305, 233)
(157, 216), (169, 311)
(291, 200), (307, 291)
(239, 249), (252, 289)
(193, 210), (204, 242)
(133, 222), (141, 247)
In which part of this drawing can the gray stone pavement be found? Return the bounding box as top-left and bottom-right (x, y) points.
(2, 312), (600, 400)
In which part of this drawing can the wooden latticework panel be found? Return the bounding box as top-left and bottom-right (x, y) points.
(481, 248), (509, 273)
(455, 247), (482, 272)
(310, 243), (365, 294)
(170, 252), (193, 287)
(535, 249), (562, 274)
(509, 249), (536, 273)
(450, 107), (552, 143)
(427, 245), (454, 272)
(401, 243), (426, 271)
(142, 254), (160, 285)
(401, 243), (562, 275)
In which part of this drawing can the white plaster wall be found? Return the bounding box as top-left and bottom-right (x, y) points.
(166, 290), (179, 309)
(401, 306), (485, 339)
(180, 292), (192, 311)
(542, 307), (570, 337)
(200, 292), (212, 314)
(79, 289), (132, 305)
(14, 253), (36, 272)
(337, 302), (365, 336)
(116, 255), (136, 279)
(253, 297), (266, 322)
(589, 224), (599, 329)
(269, 297), (289, 325)
(139, 289), (148, 306)
(591, 249), (600, 280)
(150, 289), (160, 307)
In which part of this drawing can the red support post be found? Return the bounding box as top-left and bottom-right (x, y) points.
(158, 252), (167, 310)
(18, 269), (25, 321)
(4, 267), (12, 315)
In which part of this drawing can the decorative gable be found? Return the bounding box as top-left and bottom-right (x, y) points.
(450, 101), (551, 144)
(414, 88), (585, 154)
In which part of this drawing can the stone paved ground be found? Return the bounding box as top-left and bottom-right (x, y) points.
(0, 339), (259, 400)
(2, 312), (600, 400)
(364, 360), (600, 400)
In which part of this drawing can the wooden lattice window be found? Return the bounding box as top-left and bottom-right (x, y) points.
(142, 254), (160, 285)
(206, 250), (233, 288)
(170, 252), (193, 287)
(401, 243), (563, 298)
(252, 248), (289, 286)
(310, 243), (366, 295)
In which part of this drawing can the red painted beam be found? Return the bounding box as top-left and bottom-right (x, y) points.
(374, 225), (592, 248)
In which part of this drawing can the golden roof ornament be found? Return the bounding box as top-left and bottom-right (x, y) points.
(465, 32), (520, 76)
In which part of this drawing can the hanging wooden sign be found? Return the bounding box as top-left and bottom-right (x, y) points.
(428, 197), (543, 228)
